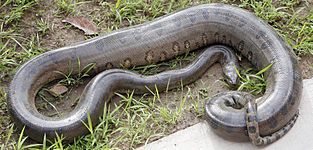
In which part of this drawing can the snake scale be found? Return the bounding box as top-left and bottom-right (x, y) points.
(8, 3), (302, 145)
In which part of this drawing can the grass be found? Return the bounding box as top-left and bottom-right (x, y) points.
(238, 0), (313, 55)
(100, 0), (212, 30)
(0, 0), (312, 149)
(157, 86), (189, 125)
(56, 0), (78, 15)
(234, 64), (272, 95)
(0, 27), (45, 80)
(0, 88), (11, 144)
(55, 58), (96, 86)
(36, 18), (50, 35)
(0, 0), (39, 25)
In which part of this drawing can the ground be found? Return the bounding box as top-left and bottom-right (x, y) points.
(0, 0), (312, 149)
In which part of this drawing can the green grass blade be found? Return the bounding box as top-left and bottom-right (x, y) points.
(256, 63), (273, 76)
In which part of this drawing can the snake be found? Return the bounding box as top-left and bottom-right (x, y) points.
(8, 3), (302, 145)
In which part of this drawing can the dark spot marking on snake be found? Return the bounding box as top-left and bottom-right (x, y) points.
(256, 30), (266, 39)
(275, 133), (281, 139)
(201, 33), (208, 45)
(248, 126), (256, 133)
(261, 40), (272, 49)
(105, 62), (113, 69)
(256, 138), (262, 144)
(283, 128), (289, 135)
(237, 40), (245, 51)
(172, 41), (180, 53)
(228, 39), (233, 47)
(195, 42), (201, 48)
(94, 64), (105, 73)
(247, 51), (253, 61)
(145, 51), (154, 64)
(246, 107), (250, 113)
(214, 32), (220, 43)
(202, 9), (210, 20)
(160, 51), (168, 61)
(175, 81), (182, 86)
(221, 35), (226, 43)
(246, 106), (255, 113)
(237, 19), (245, 27)
(188, 12), (197, 23)
(184, 40), (191, 49)
(123, 58), (132, 68)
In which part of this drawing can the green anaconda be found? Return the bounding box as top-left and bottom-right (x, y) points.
(8, 3), (302, 146)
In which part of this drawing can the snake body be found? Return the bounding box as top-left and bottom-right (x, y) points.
(8, 4), (302, 145)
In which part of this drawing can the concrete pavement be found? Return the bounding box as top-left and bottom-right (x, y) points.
(138, 78), (313, 150)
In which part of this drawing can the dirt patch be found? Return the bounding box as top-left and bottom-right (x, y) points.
(299, 55), (313, 79)
(35, 79), (91, 117)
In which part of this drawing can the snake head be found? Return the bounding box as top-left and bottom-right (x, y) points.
(225, 71), (239, 85)
(223, 63), (239, 86)
(221, 57), (239, 86)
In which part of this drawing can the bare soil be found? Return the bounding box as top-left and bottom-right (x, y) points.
(300, 55), (313, 79)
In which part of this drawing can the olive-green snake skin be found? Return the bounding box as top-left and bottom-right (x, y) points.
(8, 3), (302, 146)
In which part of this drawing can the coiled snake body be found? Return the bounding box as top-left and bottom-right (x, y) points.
(8, 4), (302, 145)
